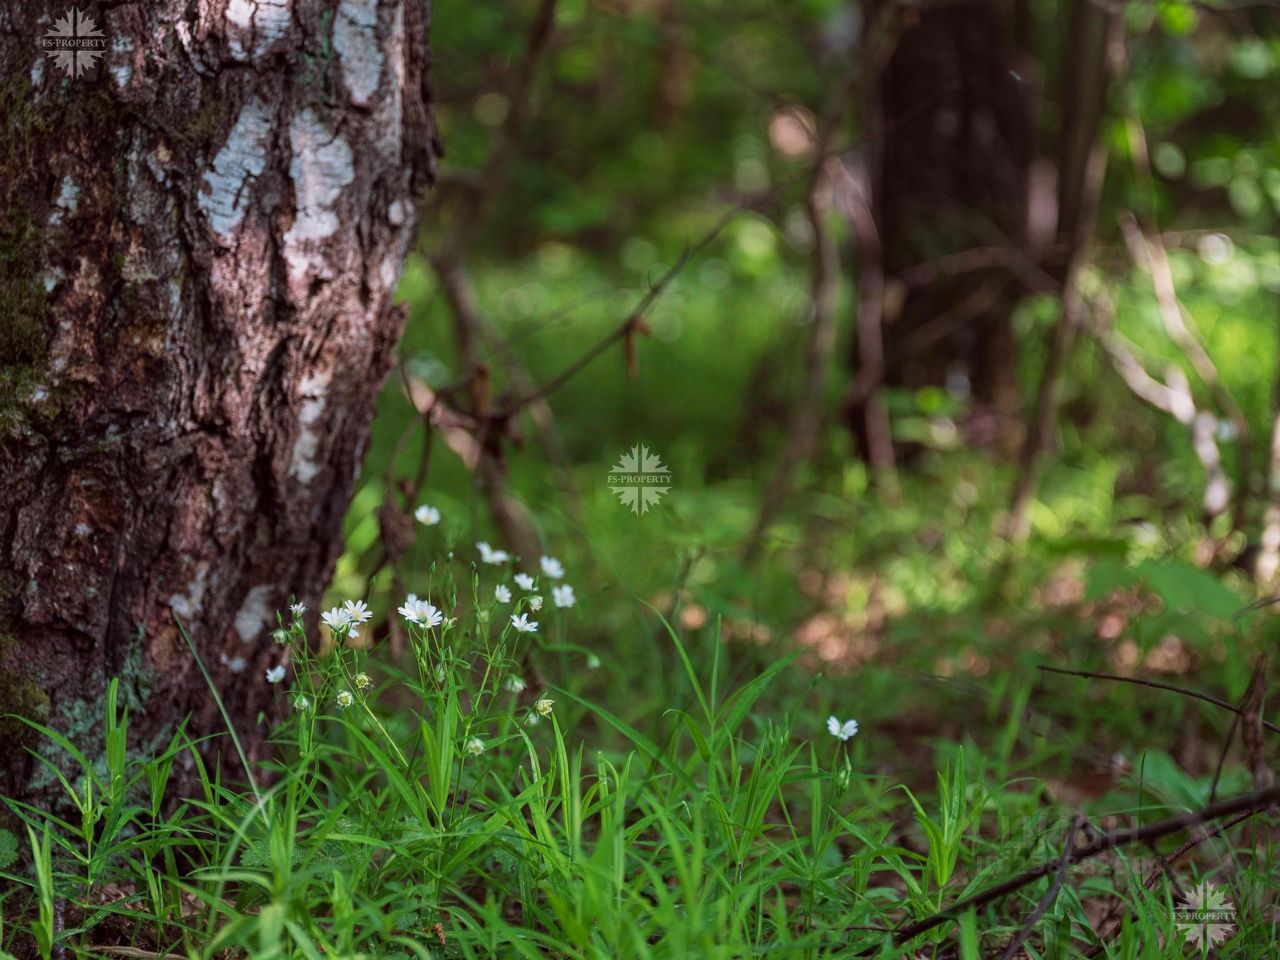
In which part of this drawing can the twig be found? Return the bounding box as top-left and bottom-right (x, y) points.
(499, 199), (763, 415)
(998, 815), (1084, 960)
(1087, 287), (1232, 523)
(1082, 805), (1266, 958)
(850, 782), (1280, 955)
(1036, 665), (1280, 736)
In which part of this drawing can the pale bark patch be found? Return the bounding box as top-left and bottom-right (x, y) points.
(233, 585), (274, 643)
(290, 368), (332, 484)
(199, 95), (275, 240)
(282, 110), (354, 294)
(334, 0), (383, 106)
(226, 0), (293, 61)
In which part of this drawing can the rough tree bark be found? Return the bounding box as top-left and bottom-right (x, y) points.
(0, 0), (438, 802)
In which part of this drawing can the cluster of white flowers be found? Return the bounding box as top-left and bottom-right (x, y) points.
(322, 599), (373, 639)
(398, 594), (444, 628)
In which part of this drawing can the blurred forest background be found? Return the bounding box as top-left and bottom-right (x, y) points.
(338, 0), (1280, 767)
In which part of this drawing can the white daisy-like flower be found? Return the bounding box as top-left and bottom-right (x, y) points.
(266, 665), (286, 684)
(826, 716), (859, 741)
(335, 690), (354, 709)
(540, 556), (565, 579)
(414, 504), (441, 526)
(322, 606), (352, 633)
(505, 675), (527, 694)
(398, 597), (444, 628)
(344, 599), (373, 624)
(290, 602), (306, 617)
(513, 572), (536, 591)
(552, 585), (576, 608)
(477, 541), (510, 565)
(495, 584), (512, 603)
(510, 613), (538, 634)
(534, 697), (554, 717)
(586, 653), (601, 670)
(464, 736), (485, 757)
(528, 595), (543, 611)
(354, 672), (372, 690)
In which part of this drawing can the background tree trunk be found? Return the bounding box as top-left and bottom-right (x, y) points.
(0, 0), (438, 802)
(853, 0), (1033, 454)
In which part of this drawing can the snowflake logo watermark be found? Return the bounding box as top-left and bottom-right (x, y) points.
(607, 444), (670, 515)
(1173, 881), (1237, 949)
(40, 7), (106, 79)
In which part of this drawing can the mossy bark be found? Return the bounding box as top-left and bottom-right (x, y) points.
(0, 0), (439, 803)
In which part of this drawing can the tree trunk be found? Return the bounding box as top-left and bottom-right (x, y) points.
(854, 0), (1033, 453)
(0, 0), (438, 803)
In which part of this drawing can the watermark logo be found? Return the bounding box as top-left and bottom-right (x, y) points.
(1174, 881), (1236, 949)
(607, 444), (670, 515)
(41, 8), (106, 79)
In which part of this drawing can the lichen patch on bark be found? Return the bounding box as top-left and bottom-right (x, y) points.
(334, 0), (384, 107)
(199, 95), (275, 241)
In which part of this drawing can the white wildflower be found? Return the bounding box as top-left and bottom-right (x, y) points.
(398, 597), (444, 628)
(505, 675), (527, 694)
(552, 585), (576, 608)
(495, 584), (512, 603)
(534, 697), (554, 717)
(265, 665), (286, 684)
(226, 656), (247, 674)
(322, 606), (353, 634)
(477, 541), (510, 565)
(464, 736), (486, 757)
(354, 672), (372, 690)
(510, 613), (538, 634)
(335, 690), (354, 709)
(344, 599), (373, 624)
(528, 595), (543, 611)
(540, 555), (565, 579)
(826, 716), (859, 742)
(290, 601), (306, 617)
(514, 572), (536, 591)
(414, 504), (441, 526)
